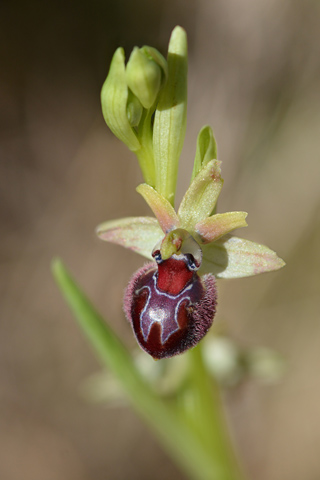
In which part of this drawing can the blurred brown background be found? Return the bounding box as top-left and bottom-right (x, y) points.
(1, 0), (320, 479)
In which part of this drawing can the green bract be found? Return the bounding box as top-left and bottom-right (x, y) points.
(153, 27), (188, 205)
(98, 26), (285, 279)
(192, 125), (218, 181)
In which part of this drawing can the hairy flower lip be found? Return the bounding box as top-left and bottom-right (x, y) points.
(123, 260), (217, 359)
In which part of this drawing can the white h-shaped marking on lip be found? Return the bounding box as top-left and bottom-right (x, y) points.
(137, 273), (192, 344)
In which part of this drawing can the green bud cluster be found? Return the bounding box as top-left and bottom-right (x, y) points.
(101, 26), (188, 206)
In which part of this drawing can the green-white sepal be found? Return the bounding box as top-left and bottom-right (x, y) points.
(96, 217), (163, 260)
(96, 215), (285, 279)
(200, 235), (286, 278)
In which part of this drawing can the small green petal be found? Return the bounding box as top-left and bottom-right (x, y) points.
(195, 212), (248, 244)
(200, 235), (285, 279)
(101, 48), (141, 152)
(153, 26), (188, 206)
(136, 183), (180, 233)
(96, 216), (163, 259)
(191, 126), (218, 182)
(178, 160), (223, 231)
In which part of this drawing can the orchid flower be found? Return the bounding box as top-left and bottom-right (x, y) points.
(97, 26), (285, 359)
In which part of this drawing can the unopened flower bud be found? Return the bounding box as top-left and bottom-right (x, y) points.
(126, 46), (167, 109)
(101, 48), (140, 152)
(127, 90), (143, 127)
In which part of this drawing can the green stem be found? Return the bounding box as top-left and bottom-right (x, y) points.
(187, 344), (246, 480)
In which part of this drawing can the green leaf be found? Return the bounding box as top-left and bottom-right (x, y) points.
(178, 160), (223, 231)
(191, 126), (218, 181)
(96, 216), (163, 259)
(101, 48), (141, 151)
(195, 212), (248, 244)
(153, 26), (188, 206)
(200, 235), (286, 278)
(136, 184), (180, 233)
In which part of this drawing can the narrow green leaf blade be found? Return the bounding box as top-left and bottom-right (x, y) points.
(52, 258), (152, 397)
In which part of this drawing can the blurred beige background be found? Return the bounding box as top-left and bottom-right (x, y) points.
(1, 0), (320, 479)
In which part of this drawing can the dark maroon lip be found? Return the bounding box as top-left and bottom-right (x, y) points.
(123, 255), (217, 359)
